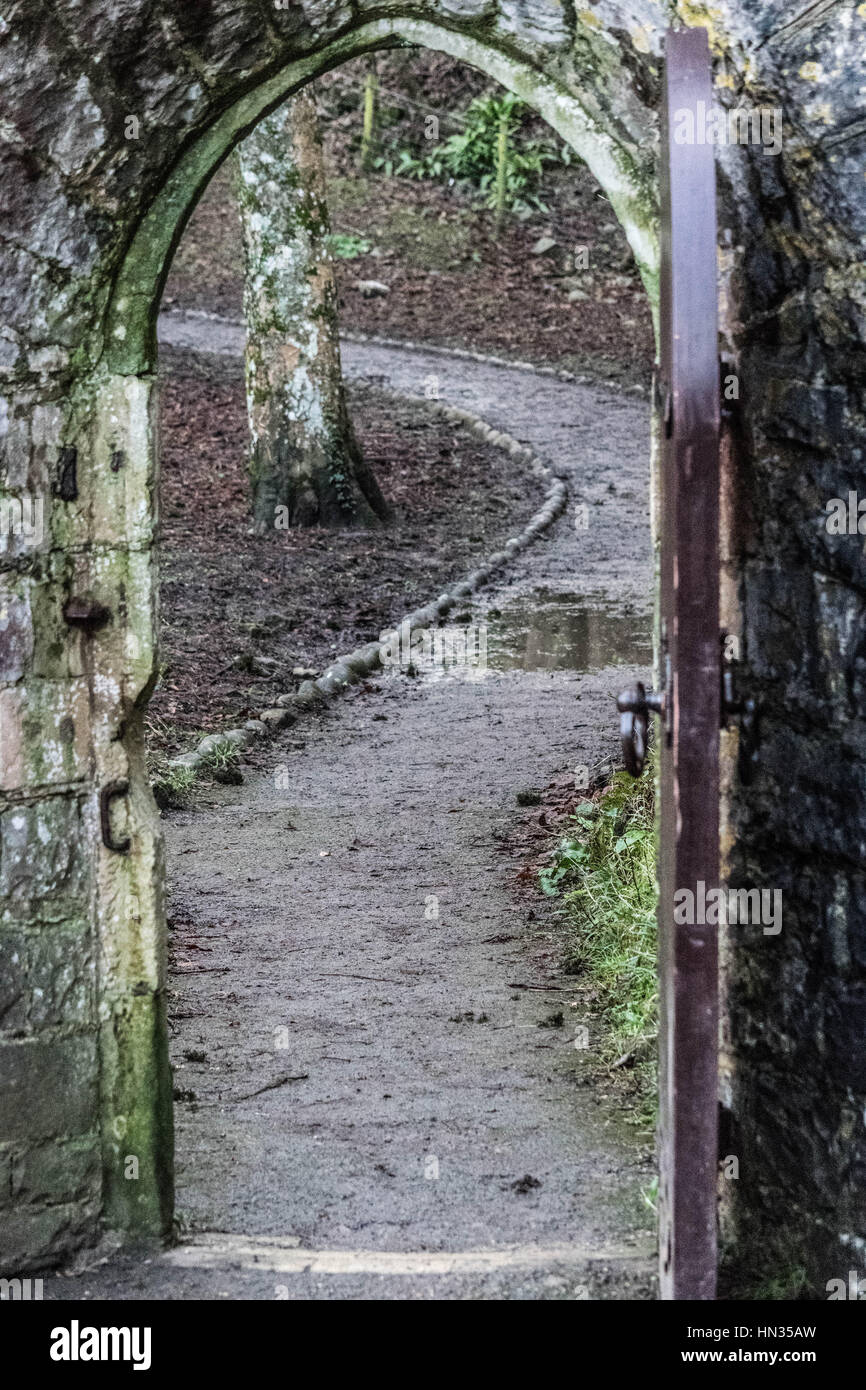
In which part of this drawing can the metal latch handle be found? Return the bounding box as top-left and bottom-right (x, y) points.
(617, 682), (664, 778)
(100, 779), (131, 853)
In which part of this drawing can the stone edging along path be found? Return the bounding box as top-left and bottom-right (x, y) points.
(169, 377), (568, 772)
(160, 307), (649, 397)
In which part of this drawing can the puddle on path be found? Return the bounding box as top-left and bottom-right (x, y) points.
(414, 589), (652, 680)
(485, 589), (652, 672)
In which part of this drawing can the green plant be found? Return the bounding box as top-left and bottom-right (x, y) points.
(198, 737), (242, 777)
(640, 1175), (659, 1213)
(327, 232), (372, 260)
(383, 92), (570, 216)
(747, 1266), (810, 1301)
(149, 757), (198, 809)
(360, 63), (378, 171)
(540, 751), (658, 1113)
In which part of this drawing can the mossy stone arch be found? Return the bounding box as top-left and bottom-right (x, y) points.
(36, 9), (662, 1264)
(104, 18), (661, 377)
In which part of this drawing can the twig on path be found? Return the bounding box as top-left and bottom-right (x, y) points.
(228, 1073), (309, 1102)
(172, 964), (231, 974)
(315, 971), (409, 984)
(507, 981), (577, 992)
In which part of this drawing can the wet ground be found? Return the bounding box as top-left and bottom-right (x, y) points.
(49, 330), (656, 1301)
(481, 591), (652, 674)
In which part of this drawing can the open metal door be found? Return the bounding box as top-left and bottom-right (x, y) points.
(657, 23), (721, 1304)
(619, 26), (721, 1299)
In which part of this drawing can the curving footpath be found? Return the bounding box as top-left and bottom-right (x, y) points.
(51, 314), (656, 1301)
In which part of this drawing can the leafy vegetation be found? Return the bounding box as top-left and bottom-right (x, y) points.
(540, 752), (658, 1110)
(326, 232), (372, 259)
(147, 720), (243, 807)
(377, 92), (571, 215)
(197, 737), (243, 780)
(149, 755), (198, 809)
(746, 1266), (810, 1301)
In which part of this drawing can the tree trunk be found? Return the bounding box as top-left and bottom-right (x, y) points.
(236, 90), (389, 529)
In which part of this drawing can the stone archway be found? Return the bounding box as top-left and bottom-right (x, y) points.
(2, 2), (865, 1295)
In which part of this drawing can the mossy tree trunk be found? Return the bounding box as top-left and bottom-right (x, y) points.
(236, 90), (389, 528)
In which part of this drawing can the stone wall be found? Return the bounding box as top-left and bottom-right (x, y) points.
(1, 0), (864, 1291)
(709, 3), (866, 1293)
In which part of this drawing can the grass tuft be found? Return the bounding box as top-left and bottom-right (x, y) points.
(539, 751), (658, 1114)
(149, 757), (198, 809)
(197, 737), (242, 776)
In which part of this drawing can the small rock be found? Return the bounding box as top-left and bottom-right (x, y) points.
(511, 1174), (542, 1195)
(531, 235), (558, 257)
(353, 279), (390, 298)
(538, 1010), (564, 1029)
(221, 729), (248, 747)
(292, 666), (318, 679)
(251, 655), (278, 675)
(516, 788), (543, 806)
(258, 708), (295, 730)
(213, 766), (243, 785)
(295, 680), (325, 707)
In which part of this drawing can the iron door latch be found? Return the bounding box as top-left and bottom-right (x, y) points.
(100, 779), (131, 853)
(617, 639), (758, 783)
(617, 681), (665, 778)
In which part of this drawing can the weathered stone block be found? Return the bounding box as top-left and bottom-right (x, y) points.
(0, 680), (90, 791)
(0, 923), (94, 1033)
(0, 398), (32, 490)
(0, 1036), (98, 1142)
(11, 1137), (100, 1206)
(825, 986), (866, 1090)
(0, 1147), (12, 1205)
(0, 586), (33, 684)
(0, 796), (89, 916)
(761, 378), (846, 448)
(0, 1199), (99, 1274)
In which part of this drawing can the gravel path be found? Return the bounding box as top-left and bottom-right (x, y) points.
(51, 318), (655, 1301)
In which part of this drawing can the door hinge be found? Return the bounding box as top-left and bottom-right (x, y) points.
(720, 634), (759, 784)
(653, 369), (674, 438)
